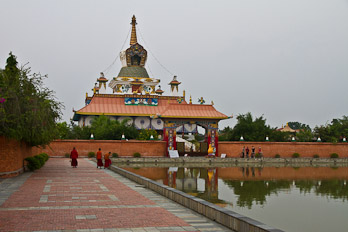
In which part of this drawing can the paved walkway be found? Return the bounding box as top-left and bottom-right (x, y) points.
(0, 158), (231, 232)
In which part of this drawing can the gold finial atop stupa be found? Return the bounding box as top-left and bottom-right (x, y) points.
(130, 15), (138, 46)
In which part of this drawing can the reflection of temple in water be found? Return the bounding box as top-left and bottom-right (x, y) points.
(164, 167), (227, 205)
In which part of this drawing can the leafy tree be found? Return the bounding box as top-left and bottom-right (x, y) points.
(90, 115), (138, 140)
(69, 122), (92, 139)
(296, 129), (313, 142)
(0, 53), (62, 146)
(288, 122), (311, 130)
(56, 122), (70, 139)
(314, 116), (348, 142)
(219, 113), (291, 142)
(137, 129), (158, 140)
(269, 130), (290, 142)
(227, 113), (271, 141)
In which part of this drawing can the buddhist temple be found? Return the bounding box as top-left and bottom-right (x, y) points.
(73, 16), (229, 156)
(277, 123), (300, 133)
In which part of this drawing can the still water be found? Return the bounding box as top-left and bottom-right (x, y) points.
(119, 165), (348, 232)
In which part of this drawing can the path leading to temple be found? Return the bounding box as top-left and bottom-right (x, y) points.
(0, 158), (231, 232)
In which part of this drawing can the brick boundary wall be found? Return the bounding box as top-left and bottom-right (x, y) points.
(219, 141), (348, 158)
(31, 139), (167, 157)
(0, 136), (32, 178)
(3, 137), (348, 177)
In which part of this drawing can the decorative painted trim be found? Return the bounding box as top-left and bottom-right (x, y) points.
(125, 97), (158, 106)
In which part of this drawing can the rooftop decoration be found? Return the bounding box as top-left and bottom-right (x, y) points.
(198, 97), (205, 104)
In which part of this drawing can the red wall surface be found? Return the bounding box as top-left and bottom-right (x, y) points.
(219, 141), (348, 158)
(0, 136), (32, 177)
(32, 139), (167, 157)
(2, 138), (348, 178)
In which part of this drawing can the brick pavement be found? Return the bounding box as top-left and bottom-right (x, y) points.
(0, 158), (231, 232)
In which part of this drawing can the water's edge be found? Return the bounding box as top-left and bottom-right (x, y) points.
(97, 158), (284, 232)
(109, 157), (348, 168)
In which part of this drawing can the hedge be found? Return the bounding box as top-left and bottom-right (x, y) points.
(25, 153), (49, 171)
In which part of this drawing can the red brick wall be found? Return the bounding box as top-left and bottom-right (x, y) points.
(32, 140), (167, 157)
(0, 136), (32, 177)
(219, 141), (348, 158)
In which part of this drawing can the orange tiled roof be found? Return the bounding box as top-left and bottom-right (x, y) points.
(97, 77), (108, 82)
(160, 103), (228, 119)
(75, 96), (228, 119)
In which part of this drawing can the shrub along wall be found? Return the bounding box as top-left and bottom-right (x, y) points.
(219, 141), (348, 158)
(32, 139), (167, 157)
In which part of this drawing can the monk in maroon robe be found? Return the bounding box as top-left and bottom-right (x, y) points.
(104, 152), (111, 168)
(96, 148), (103, 168)
(70, 147), (78, 168)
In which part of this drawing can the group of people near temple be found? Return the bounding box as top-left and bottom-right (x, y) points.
(241, 146), (263, 158)
(69, 147), (112, 168)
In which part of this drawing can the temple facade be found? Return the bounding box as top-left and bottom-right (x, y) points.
(73, 16), (228, 155)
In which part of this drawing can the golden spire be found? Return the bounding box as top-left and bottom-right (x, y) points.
(130, 15), (138, 46)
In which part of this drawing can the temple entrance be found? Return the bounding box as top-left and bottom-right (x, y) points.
(163, 119), (220, 157)
(176, 124), (207, 156)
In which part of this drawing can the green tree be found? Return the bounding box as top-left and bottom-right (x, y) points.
(56, 122), (70, 139)
(0, 53), (62, 146)
(90, 115), (138, 140)
(314, 116), (348, 142)
(288, 122), (311, 130)
(296, 129), (313, 142)
(224, 113), (272, 141)
(137, 129), (158, 140)
(67, 121), (92, 139)
(219, 113), (290, 142)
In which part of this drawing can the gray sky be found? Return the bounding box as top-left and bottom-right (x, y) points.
(1, 0), (348, 130)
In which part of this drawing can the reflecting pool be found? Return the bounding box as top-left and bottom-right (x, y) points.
(118, 165), (348, 232)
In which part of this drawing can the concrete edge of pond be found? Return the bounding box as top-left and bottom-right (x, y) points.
(107, 163), (285, 232)
(109, 157), (348, 167)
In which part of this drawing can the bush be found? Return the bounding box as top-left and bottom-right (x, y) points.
(112, 153), (119, 158)
(35, 155), (45, 167)
(24, 153), (50, 171)
(255, 153), (262, 158)
(313, 154), (320, 158)
(65, 153), (70, 158)
(25, 157), (41, 171)
(292, 153), (300, 158)
(330, 153), (339, 158)
(88, 152), (95, 158)
(274, 154), (280, 158)
(39, 153), (49, 161)
(133, 152), (141, 158)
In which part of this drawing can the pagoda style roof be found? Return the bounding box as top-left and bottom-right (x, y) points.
(73, 95), (228, 120)
(159, 103), (227, 119)
(117, 66), (150, 78)
(97, 77), (108, 82)
(277, 123), (299, 133)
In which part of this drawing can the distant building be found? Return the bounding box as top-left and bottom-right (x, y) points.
(72, 16), (228, 155)
(277, 123), (300, 133)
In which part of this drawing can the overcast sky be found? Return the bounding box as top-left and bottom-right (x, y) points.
(1, 0), (348, 130)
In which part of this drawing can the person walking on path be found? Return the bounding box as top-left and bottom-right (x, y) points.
(251, 146), (255, 158)
(241, 146), (245, 158)
(246, 147), (249, 158)
(96, 148), (103, 168)
(70, 147), (78, 168)
(258, 147), (263, 158)
(104, 152), (112, 169)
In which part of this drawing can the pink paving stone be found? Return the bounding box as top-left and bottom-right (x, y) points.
(0, 158), (191, 231)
